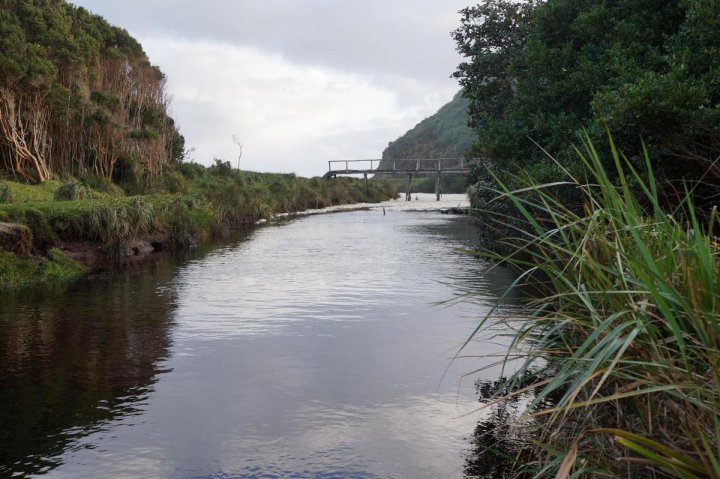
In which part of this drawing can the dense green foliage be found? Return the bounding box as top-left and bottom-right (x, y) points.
(0, 0), (183, 183)
(454, 0), (720, 202)
(469, 138), (720, 478)
(455, 3), (720, 476)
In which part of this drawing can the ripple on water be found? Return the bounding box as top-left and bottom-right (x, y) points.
(0, 209), (520, 479)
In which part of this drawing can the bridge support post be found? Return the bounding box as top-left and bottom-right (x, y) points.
(436, 172), (442, 201)
(406, 174), (413, 201)
(364, 173), (368, 194)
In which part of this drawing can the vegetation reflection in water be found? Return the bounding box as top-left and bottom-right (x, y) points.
(0, 237), (242, 478)
(0, 262), (178, 476)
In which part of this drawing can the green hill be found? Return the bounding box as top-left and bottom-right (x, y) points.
(380, 91), (474, 193)
(382, 91), (474, 161)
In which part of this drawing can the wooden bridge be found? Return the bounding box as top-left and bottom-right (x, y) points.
(322, 158), (479, 201)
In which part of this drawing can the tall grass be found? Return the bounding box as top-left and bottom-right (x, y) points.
(86, 197), (155, 258)
(53, 181), (92, 201)
(470, 134), (720, 478)
(0, 183), (14, 204)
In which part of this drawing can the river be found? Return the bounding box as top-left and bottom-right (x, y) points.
(0, 194), (518, 478)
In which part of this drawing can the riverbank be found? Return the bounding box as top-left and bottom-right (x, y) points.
(0, 164), (396, 289)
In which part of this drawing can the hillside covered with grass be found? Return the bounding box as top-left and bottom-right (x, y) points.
(381, 91), (474, 161)
(0, 160), (396, 289)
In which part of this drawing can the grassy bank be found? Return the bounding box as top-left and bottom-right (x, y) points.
(0, 161), (396, 289)
(470, 137), (720, 478)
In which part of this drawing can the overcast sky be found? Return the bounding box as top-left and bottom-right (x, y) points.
(72, 1), (471, 176)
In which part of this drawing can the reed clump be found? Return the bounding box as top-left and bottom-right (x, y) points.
(86, 198), (155, 257)
(473, 135), (720, 478)
(53, 181), (92, 201)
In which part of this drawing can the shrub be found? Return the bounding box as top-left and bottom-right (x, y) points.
(208, 158), (235, 177)
(161, 170), (188, 194)
(173, 162), (206, 179)
(89, 90), (119, 110)
(86, 198), (155, 259)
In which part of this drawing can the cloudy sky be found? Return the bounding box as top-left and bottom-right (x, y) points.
(72, 1), (471, 176)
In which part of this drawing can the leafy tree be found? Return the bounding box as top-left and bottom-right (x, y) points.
(454, 0), (720, 189)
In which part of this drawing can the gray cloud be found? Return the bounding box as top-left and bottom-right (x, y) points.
(75, 1), (467, 83)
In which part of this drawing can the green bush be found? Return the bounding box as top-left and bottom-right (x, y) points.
(208, 158), (236, 177)
(89, 90), (119, 110)
(86, 198), (155, 258)
(161, 170), (188, 194)
(81, 176), (124, 196)
(173, 162), (206, 179)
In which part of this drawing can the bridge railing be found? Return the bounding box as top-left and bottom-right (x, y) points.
(327, 158), (472, 174)
(327, 159), (379, 172)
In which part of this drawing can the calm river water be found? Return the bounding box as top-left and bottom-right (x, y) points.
(0, 198), (518, 478)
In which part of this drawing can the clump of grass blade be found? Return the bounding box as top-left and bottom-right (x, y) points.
(86, 198), (155, 260)
(0, 183), (14, 204)
(53, 181), (92, 201)
(469, 134), (720, 478)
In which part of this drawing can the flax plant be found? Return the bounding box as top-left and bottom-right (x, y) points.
(470, 134), (720, 478)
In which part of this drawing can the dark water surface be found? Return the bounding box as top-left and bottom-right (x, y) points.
(0, 210), (517, 478)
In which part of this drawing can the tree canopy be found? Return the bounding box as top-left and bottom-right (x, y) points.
(454, 0), (720, 185)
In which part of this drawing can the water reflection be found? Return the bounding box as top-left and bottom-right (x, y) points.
(0, 211), (519, 478)
(0, 261), (180, 477)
